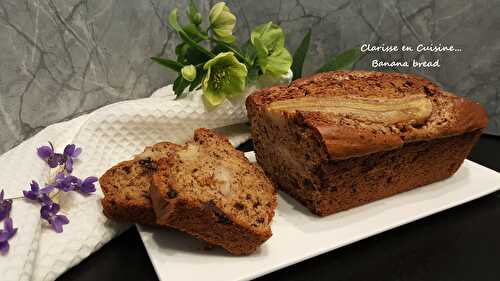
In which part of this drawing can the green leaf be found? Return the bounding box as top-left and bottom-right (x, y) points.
(169, 7), (214, 58)
(185, 45), (211, 65)
(246, 65), (260, 84)
(150, 57), (183, 72)
(316, 48), (361, 73)
(179, 31), (215, 58)
(291, 29), (311, 80)
(168, 9), (183, 33)
(183, 23), (208, 42)
(240, 39), (256, 63)
(187, 0), (202, 25)
(210, 39), (250, 65)
(175, 43), (189, 64)
(173, 75), (190, 98)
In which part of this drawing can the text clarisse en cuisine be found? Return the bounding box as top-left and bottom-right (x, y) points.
(361, 43), (460, 53)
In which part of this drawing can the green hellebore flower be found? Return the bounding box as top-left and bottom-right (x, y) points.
(251, 22), (285, 51)
(202, 52), (247, 106)
(181, 65), (197, 82)
(251, 22), (292, 76)
(209, 2), (236, 43)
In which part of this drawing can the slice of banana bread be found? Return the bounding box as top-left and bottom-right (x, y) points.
(246, 70), (488, 216)
(100, 142), (180, 226)
(150, 128), (277, 255)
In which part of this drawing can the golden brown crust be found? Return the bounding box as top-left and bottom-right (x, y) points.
(99, 142), (181, 226)
(247, 70), (486, 216)
(100, 160), (158, 226)
(150, 194), (270, 255)
(247, 70), (488, 159)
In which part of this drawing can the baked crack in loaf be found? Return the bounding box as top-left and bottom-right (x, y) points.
(246, 70), (488, 216)
(150, 128), (277, 255)
(100, 142), (180, 226)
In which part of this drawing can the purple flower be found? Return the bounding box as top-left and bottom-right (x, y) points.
(62, 144), (82, 173)
(0, 218), (17, 255)
(53, 173), (97, 194)
(63, 144), (82, 159)
(37, 143), (82, 173)
(9, 141), (95, 242)
(37, 143), (64, 168)
(79, 177), (98, 194)
(0, 190), (12, 221)
(0, 190), (15, 255)
(54, 173), (79, 192)
(23, 181), (54, 202)
(40, 203), (69, 233)
(39, 193), (54, 206)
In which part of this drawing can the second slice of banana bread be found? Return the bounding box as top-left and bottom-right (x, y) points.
(150, 128), (277, 255)
(100, 142), (180, 226)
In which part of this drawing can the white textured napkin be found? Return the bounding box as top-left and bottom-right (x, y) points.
(0, 85), (255, 281)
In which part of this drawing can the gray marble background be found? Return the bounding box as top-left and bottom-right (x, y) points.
(0, 0), (499, 154)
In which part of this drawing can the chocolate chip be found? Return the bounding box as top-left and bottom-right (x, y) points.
(234, 202), (245, 210)
(206, 201), (231, 224)
(139, 157), (157, 171)
(423, 86), (434, 97)
(167, 189), (178, 199)
(122, 166), (131, 174)
(215, 213), (231, 224)
(404, 81), (413, 87)
(303, 179), (312, 188)
(253, 201), (261, 209)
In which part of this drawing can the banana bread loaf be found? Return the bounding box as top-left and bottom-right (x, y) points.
(246, 70), (488, 216)
(150, 128), (277, 255)
(100, 142), (180, 226)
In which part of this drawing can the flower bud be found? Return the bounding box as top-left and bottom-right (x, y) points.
(187, 0), (202, 25)
(190, 12), (202, 25)
(181, 65), (197, 82)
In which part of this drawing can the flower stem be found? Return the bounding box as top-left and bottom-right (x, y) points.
(209, 38), (252, 65)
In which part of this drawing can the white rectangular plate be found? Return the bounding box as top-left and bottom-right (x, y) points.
(138, 154), (500, 281)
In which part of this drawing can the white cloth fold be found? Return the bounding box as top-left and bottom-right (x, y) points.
(0, 85), (253, 281)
